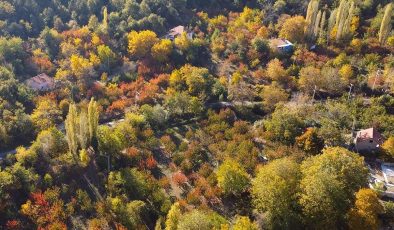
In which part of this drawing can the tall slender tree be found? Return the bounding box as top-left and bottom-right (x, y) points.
(379, 3), (393, 45)
(305, 0), (320, 40)
(65, 104), (78, 159)
(88, 98), (99, 145)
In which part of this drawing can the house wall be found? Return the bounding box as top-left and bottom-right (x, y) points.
(356, 139), (379, 153)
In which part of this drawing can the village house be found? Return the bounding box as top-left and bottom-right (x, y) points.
(354, 128), (384, 153)
(164, 25), (194, 41)
(269, 38), (294, 53)
(25, 73), (56, 92)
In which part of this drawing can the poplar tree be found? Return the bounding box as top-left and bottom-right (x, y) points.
(305, 0), (320, 40)
(88, 98), (99, 145)
(65, 104), (78, 158)
(333, 0), (355, 42)
(79, 110), (88, 150)
(379, 3), (393, 45)
(318, 10), (327, 44)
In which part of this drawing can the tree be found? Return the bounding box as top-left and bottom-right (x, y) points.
(295, 127), (324, 155)
(20, 187), (67, 229)
(331, 0), (355, 42)
(263, 106), (305, 145)
(97, 45), (116, 71)
(379, 3), (393, 45)
(88, 98), (99, 145)
(65, 103), (79, 159)
(128, 30), (159, 58)
(305, 0), (320, 40)
(299, 147), (369, 229)
(152, 39), (173, 62)
(252, 158), (302, 229)
(177, 209), (227, 230)
(165, 202), (181, 230)
(31, 98), (62, 131)
(348, 188), (383, 230)
(266, 58), (289, 85)
(261, 84), (289, 112)
(279, 16), (306, 43)
(382, 137), (394, 160)
(217, 159), (250, 196)
(232, 216), (258, 230)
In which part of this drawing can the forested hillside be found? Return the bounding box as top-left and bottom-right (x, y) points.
(0, 0), (394, 229)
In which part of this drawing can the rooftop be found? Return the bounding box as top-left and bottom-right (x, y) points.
(355, 128), (383, 142)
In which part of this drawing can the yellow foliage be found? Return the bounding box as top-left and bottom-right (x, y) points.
(348, 188), (383, 230)
(91, 34), (102, 46)
(174, 32), (192, 51)
(151, 39), (173, 62)
(70, 54), (93, 77)
(128, 30), (159, 58)
(351, 16), (359, 33)
(89, 53), (101, 67)
(339, 64), (353, 82)
(279, 16), (306, 42)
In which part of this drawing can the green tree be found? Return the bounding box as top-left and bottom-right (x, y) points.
(177, 209), (227, 230)
(217, 159), (250, 196)
(252, 158), (302, 229)
(232, 216), (258, 230)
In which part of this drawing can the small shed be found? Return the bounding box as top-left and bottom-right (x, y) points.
(25, 73), (56, 91)
(354, 128), (384, 153)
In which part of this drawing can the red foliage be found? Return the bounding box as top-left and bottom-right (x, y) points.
(145, 156), (158, 169)
(106, 99), (130, 114)
(150, 74), (169, 88)
(172, 172), (188, 186)
(5, 220), (21, 230)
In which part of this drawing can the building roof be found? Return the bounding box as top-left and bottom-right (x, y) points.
(25, 73), (55, 91)
(355, 128), (383, 142)
(167, 25), (186, 37)
(270, 38), (293, 48)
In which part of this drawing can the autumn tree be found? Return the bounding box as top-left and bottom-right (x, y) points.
(97, 45), (117, 71)
(382, 137), (394, 160)
(266, 58), (290, 85)
(177, 209), (227, 230)
(165, 202), (181, 230)
(378, 3), (393, 45)
(295, 127), (324, 155)
(232, 216), (258, 230)
(299, 147), (369, 229)
(261, 84), (289, 112)
(152, 39), (173, 62)
(65, 103), (79, 158)
(348, 188), (383, 230)
(128, 30), (159, 58)
(252, 158), (302, 229)
(279, 16), (306, 43)
(31, 97), (62, 131)
(21, 187), (67, 229)
(217, 159), (250, 196)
